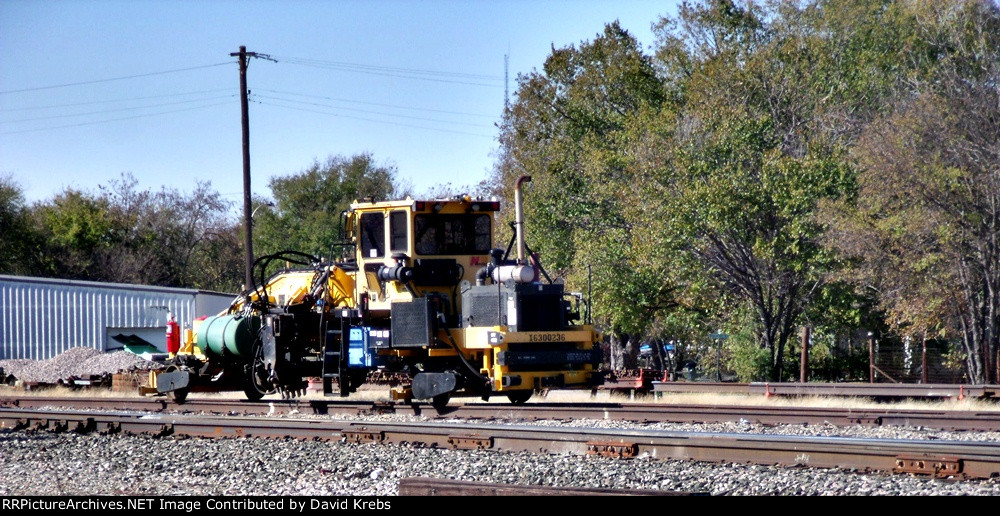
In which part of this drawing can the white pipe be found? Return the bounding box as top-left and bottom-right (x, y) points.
(492, 265), (535, 284)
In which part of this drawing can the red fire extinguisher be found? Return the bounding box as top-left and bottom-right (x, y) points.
(166, 312), (181, 354)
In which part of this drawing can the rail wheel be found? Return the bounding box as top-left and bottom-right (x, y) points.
(170, 386), (189, 404)
(506, 390), (533, 404)
(162, 365), (190, 404)
(431, 392), (451, 411)
(242, 341), (273, 401)
(346, 370), (368, 395)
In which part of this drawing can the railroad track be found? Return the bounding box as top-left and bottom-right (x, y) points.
(396, 477), (698, 496)
(3, 395), (1000, 431)
(2, 406), (998, 479)
(652, 381), (1000, 399)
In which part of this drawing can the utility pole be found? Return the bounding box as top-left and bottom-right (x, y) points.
(230, 46), (274, 290)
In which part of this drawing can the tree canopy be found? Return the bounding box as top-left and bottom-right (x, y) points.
(251, 153), (404, 261)
(493, 0), (1000, 381)
(1, 173), (240, 291)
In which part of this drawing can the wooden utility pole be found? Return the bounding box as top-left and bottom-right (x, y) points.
(233, 46), (253, 290)
(230, 46), (274, 290)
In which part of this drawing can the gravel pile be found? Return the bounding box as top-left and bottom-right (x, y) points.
(0, 347), (162, 383)
(0, 430), (998, 496)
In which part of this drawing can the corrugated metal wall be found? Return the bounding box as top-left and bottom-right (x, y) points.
(0, 275), (232, 360)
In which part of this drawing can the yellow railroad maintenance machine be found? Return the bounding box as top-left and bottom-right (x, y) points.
(150, 176), (603, 406)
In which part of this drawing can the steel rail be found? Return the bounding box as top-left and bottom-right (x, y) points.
(653, 381), (1000, 399)
(3, 395), (1000, 431)
(1, 407), (999, 479)
(437, 403), (1000, 431)
(396, 477), (701, 496)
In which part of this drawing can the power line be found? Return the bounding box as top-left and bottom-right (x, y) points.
(257, 89), (497, 119)
(253, 99), (495, 138)
(253, 93), (493, 128)
(274, 56), (503, 87)
(0, 63), (231, 95)
(1, 94), (236, 124)
(272, 55), (502, 81)
(0, 88), (233, 112)
(0, 100), (235, 135)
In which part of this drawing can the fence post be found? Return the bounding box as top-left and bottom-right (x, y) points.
(800, 326), (810, 383)
(868, 332), (875, 383)
(921, 333), (928, 384)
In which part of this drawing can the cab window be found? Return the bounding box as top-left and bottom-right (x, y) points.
(389, 211), (408, 253)
(414, 213), (491, 255)
(360, 212), (385, 258)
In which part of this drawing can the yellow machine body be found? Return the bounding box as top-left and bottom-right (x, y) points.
(152, 190), (602, 405)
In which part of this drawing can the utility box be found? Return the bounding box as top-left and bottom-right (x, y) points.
(462, 283), (567, 331)
(348, 327), (373, 367)
(390, 298), (435, 347)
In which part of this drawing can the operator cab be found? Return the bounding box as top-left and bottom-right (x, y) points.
(347, 197), (500, 317)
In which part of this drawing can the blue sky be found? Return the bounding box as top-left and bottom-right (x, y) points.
(1, 1), (680, 205)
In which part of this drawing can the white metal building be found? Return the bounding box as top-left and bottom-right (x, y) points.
(0, 275), (235, 360)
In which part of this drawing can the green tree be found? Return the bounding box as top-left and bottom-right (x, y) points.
(494, 0), (962, 380)
(88, 174), (240, 289)
(33, 188), (115, 280)
(819, 1), (1000, 383)
(493, 22), (675, 350)
(638, 0), (862, 379)
(829, 74), (1000, 381)
(0, 176), (43, 275)
(27, 173), (240, 290)
(253, 154), (403, 261)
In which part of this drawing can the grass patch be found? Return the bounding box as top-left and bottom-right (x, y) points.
(2, 383), (997, 412)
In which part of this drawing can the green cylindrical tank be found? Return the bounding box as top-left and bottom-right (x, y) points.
(198, 315), (260, 358)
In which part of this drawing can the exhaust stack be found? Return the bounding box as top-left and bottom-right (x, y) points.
(514, 175), (532, 264)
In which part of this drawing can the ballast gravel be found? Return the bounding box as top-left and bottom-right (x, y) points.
(319, 412), (1000, 443)
(0, 347), (161, 383)
(3, 391), (1000, 496)
(1, 428), (999, 496)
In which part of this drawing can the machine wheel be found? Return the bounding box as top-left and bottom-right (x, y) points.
(506, 390), (533, 404)
(170, 387), (189, 404)
(430, 392), (451, 411)
(162, 365), (191, 404)
(346, 370), (368, 395)
(242, 341), (273, 401)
